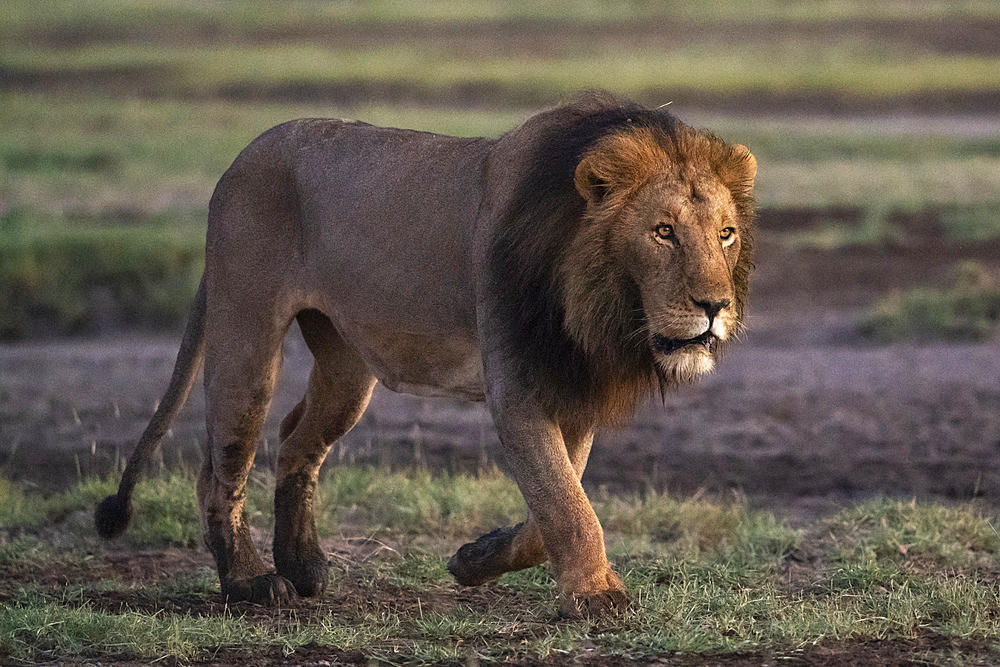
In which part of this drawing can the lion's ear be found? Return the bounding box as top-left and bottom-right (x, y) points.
(722, 145), (756, 194)
(574, 155), (607, 202)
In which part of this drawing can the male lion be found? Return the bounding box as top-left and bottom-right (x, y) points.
(96, 92), (756, 618)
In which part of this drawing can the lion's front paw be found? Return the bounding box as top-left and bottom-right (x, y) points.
(223, 573), (296, 605)
(558, 587), (630, 620)
(556, 566), (630, 620)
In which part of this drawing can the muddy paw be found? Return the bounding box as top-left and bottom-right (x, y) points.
(275, 550), (329, 598)
(558, 588), (630, 620)
(223, 573), (296, 605)
(448, 524), (520, 586)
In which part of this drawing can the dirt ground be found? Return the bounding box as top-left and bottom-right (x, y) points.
(3, 214), (999, 521)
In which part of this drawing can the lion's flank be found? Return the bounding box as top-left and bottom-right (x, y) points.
(486, 92), (755, 426)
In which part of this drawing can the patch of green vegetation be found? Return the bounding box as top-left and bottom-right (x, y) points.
(760, 158), (1000, 210)
(389, 553), (453, 591)
(0, 471), (202, 547)
(315, 465), (525, 538)
(858, 261), (1000, 343)
(0, 535), (52, 567)
(4, 468), (1000, 663)
(940, 204), (1000, 242)
(825, 497), (1000, 567)
(597, 488), (798, 560)
(0, 602), (259, 662)
(0, 209), (204, 339)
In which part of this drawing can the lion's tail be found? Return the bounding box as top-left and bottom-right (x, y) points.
(95, 276), (208, 539)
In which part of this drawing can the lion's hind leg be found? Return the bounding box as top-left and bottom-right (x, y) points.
(199, 299), (294, 605)
(273, 309), (376, 597)
(448, 423), (594, 587)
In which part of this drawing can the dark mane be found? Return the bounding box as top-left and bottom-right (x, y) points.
(485, 92), (754, 426)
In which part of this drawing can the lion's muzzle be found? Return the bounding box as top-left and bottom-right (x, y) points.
(653, 331), (718, 355)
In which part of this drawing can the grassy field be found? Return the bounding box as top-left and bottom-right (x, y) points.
(3, 0), (1000, 339)
(2, 466), (1000, 664)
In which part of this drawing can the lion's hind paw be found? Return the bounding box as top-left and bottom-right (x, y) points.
(222, 573), (296, 606)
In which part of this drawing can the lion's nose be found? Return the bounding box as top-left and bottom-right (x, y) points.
(692, 297), (730, 321)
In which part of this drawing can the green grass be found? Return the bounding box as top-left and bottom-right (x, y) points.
(9, 41), (1000, 101)
(0, 210), (204, 339)
(4, 1), (1000, 339)
(3, 467), (1000, 663)
(1, 470), (202, 546)
(3, 0), (998, 37)
(858, 261), (1000, 343)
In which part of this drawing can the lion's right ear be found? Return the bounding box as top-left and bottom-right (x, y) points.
(574, 155), (607, 203)
(721, 144), (757, 195)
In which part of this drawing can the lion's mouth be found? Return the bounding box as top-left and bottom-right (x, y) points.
(653, 332), (718, 355)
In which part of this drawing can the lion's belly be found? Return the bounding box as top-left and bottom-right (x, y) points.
(344, 327), (486, 401)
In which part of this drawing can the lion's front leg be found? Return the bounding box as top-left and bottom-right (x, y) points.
(480, 394), (627, 619)
(449, 423), (595, 587)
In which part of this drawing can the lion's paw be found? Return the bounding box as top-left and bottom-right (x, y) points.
(223, 573), (296, 605)
(557, 587), (630, 620)
(448, 525), (519, 586)
(275, 551), (329, 598)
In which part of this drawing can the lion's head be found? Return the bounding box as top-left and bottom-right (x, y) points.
(489, 93), (756, 424)
(566, 125), (756, 389)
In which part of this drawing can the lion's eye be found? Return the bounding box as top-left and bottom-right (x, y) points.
(720, 227), (737, 247)
(654, 223), (676, 243)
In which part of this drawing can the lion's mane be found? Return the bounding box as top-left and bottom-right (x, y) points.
(486, 93), (755, 425)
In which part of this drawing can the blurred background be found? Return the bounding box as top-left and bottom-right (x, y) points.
(2, 0), (999, 515)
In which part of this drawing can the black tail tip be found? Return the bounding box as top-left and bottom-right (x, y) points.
(95, 494), (132, 539)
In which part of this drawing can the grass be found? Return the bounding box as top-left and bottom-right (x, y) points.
(9, 41), (1000, 102)
(4, 0), (1000, 339)
(0, 210), (204, 339)
(858, 261), (1000, 343)
(3, 0), (998, 36)
(2, 466), (1000, 663)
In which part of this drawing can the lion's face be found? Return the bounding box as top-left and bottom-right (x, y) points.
(615, 173), (743, 384)
(568, 125), (756, 389)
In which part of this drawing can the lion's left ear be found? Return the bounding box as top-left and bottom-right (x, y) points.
(720, 144), (757, 194)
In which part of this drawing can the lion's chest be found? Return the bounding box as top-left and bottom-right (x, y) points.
(347, 327), (486, 401)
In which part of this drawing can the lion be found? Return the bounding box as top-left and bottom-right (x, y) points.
(95, 92), (756, 619)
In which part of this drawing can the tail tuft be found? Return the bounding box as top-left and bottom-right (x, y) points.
(95, 494), (133, 539)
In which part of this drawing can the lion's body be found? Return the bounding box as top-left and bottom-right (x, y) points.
(96, 93), (757, 618)
(212, 119), (490, 400)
